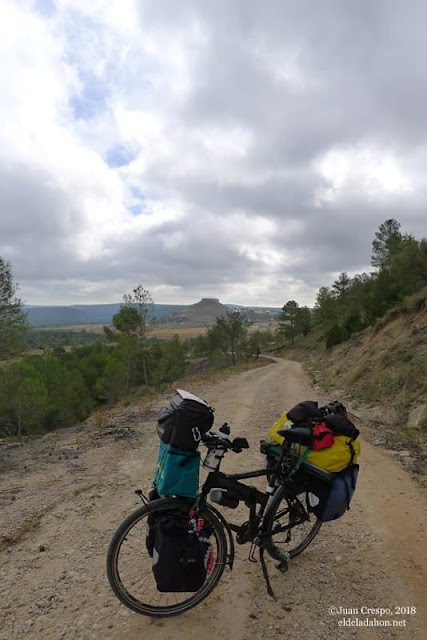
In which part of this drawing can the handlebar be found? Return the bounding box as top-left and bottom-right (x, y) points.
(203, 423), (250, 453)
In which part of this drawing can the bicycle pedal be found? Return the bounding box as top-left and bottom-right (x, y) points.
(276, 559), (289, 573)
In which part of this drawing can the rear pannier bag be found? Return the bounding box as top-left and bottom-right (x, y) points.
(305, 464), (359, 522)
(152, 513), (213, 592)
(154, 441), (200, 498)
(157, 389), (214, 450)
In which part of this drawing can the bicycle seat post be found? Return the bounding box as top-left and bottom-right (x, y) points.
(267, 441), (292, 491)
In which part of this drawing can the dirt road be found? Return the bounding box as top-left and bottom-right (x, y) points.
(0, 358), (426, 640)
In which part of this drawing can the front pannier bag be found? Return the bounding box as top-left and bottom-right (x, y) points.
(152, 513), (213, 592)
(154, 441), (200, 498)
(157, 389), (214, 450)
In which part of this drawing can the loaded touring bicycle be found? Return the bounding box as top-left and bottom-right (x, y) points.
(107, 391), (360, 617)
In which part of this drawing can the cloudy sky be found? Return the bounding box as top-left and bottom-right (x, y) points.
(1, 0), (426, 307)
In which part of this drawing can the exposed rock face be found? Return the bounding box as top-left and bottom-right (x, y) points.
(408, 404), (427, 430)
(172, 298), (229, 326)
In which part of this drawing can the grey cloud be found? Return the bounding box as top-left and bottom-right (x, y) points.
(104, 215), (266, 287)
(2, 0), (427, 306)
(145, 0), (427, 153)
(0, 162), (88, 278)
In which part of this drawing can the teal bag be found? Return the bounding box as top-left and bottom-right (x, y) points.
(154, 441), (201, 498)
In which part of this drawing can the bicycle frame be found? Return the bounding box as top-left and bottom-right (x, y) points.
(199, 468), (270, 542)
(195, 437), (302, 549)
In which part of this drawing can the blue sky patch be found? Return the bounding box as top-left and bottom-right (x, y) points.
(35, 0), (56, 17)
(70, 74), (108, 121)
(129, 203), (145, 216)
(130, 186), (145, 200)
(106, 145), (137, 168)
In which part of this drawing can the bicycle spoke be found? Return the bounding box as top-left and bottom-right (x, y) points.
(264, 486), (322, 559)
(107, 498), (228, 617)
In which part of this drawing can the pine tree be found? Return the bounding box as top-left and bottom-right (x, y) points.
(0, 257), (28, 359)
(278, 300), (299, 343)
(371, 218), (402, 270)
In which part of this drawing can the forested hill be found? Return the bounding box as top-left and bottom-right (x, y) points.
(24, 303), (187, 327)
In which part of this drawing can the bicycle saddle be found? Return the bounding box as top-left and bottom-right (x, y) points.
(276, 426), (312, 445)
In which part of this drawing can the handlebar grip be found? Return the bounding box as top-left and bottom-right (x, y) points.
(232, 437), (249, 452)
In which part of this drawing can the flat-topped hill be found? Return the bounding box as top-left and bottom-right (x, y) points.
(171, 298), (228, 326)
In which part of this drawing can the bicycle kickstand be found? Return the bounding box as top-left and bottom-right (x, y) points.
(259, 548), (276, 600)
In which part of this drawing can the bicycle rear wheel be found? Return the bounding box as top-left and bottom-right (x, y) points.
(263, 485), (321, 559)
(106, 497), (228, 617)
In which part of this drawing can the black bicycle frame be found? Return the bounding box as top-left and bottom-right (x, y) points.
(196, 467), (270, 545)
(198, 438), (303, 537)
(203, 468), (270, 508)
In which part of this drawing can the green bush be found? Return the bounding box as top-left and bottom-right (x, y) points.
(325, 325), (349, 349)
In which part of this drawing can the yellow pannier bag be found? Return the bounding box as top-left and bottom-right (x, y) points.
(269, 412), (360, 473)
(269, 411), (291, 444)
(295, 435), (360, 472)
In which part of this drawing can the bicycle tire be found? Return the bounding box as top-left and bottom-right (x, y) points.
(106, 497), (228, 617)
(263, 485), (321, 559)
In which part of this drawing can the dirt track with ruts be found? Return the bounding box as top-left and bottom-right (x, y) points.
(0, 357), (426, 640)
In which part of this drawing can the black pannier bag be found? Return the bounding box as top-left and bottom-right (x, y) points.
(157, 389), (214, 450)
(151, 513), (213, 592)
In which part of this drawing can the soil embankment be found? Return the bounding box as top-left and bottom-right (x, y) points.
(0, 358), (426, 639)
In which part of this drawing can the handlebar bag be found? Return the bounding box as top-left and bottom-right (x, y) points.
(154, 441), (200, 499)
(157, 389), (214, 450)
(152, 514), (212, 592)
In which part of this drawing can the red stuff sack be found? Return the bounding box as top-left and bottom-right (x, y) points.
(309, 422), (334, 451)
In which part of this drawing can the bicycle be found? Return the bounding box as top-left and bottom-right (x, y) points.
(106, 422), (331, 617)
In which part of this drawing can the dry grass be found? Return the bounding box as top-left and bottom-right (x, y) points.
(41, 325), (106, 333)
(150, 327), (208, 340)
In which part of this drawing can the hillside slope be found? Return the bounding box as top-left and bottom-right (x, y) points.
(281, 289), (427, 474)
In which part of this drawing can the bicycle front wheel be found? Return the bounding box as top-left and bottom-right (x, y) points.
(263, 485), (321, 559)
(106, 497), (228, 617)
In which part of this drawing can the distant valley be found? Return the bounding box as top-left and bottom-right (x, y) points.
(24, 298), (280, 328)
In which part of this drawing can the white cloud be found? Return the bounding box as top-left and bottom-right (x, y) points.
(0, 0), (426, 308)
(317, 145), (413, 202)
